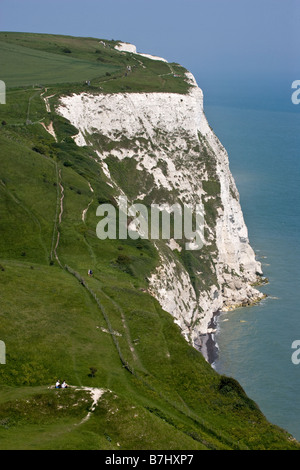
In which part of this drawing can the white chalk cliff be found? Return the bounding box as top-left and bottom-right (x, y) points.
(56, 43), (264, 358)
(114, 41), (168, 62)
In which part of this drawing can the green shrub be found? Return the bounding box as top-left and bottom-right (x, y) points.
(116, 254), (131, 265)
(218, 375), (260, 412)
(32, 144), (47, 155)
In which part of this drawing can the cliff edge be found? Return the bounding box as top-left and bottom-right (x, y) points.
(57, 42), (265, 356)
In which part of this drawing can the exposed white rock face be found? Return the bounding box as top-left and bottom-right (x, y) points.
(148, 247), (222, 347)
(137, 53), (168, 63)
(114, 42), (137, 54)
(114, 41), (168, 62)
(56, 67), (264, 354)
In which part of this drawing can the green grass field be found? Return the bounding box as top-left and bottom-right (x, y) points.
(0, 32), (299, 450)
(0, 41), (120, 88)
(0, 31), (190, 93)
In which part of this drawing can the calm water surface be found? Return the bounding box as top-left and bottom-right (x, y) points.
(204, 101), (300, 440)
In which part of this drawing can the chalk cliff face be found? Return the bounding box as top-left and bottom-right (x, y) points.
(56, 45), (264, 357)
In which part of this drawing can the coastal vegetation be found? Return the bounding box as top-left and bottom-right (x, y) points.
(0, 32), (298, 450)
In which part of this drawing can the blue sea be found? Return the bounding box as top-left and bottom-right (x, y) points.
(202, 83), (300, 440)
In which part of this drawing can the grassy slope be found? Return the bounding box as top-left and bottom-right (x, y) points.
(0, 41), (120, 88)
(0, 32), (298, 450)
(0, 31), (189, 94)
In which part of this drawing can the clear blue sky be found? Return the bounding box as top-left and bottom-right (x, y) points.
(1, 0), (299, 108)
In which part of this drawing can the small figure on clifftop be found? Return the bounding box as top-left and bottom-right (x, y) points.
(55, 380), (61, 389)
(88, 269), (93, 277)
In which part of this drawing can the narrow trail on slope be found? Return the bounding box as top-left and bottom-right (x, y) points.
(81, 200), (93, 222)
(53, 168), (64, 267)
(50, 162), (60, 263)
(46, 385), (107, 428)
(131, 55), (146, 69)
(41, 88), (56, 113)
(40, 121), (57, 142)
(81, 181), (94, 222)
(64, 264), (134, 374)
(26, 89), (41, 123)
(58, 169), (64, 224)
(76, 387), (107, 425)
(97, 287), (139, 365)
